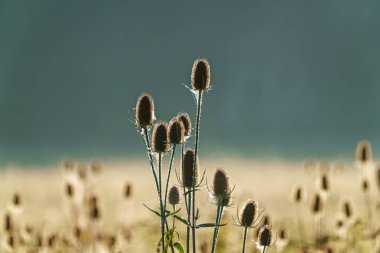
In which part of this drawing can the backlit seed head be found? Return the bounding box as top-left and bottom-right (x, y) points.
(361, 178), (369, 192)
(240, 200), (258, 227)
(182, 148), (199, 188)
(135, 93), (155, 129)
(168, 117), (185, 144)
(4, 213), (12, 232)
(356, 140), (372, 164)
(65, 183), (74, 198)
(12, 193), (21, 207)
(278, 226), (286, 240)
(89, 199), (101, 220)
(257, 225), (275, 247)
(292, 185), (305, 203)
(212, 168), (232, 206)
(168, 186), (181, 206)
(342, 200), (353, 219)
(311, 193), (323, 214)
(319, 173), (330, 192)
(177, 112), (192, 137)
(336, 218), (344, 229)
(191, 58), (211, 91)
(152, 122), (169, 153)
(124, 183), (132, 199)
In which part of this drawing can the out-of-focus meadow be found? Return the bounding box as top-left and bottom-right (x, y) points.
(0, 156), (379, 252)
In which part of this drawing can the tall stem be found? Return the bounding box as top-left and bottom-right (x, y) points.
(192, 90), (203, 253)
(142, 128), (160, 199)
(158, 153), (165, 253)
(241, 226), (248, 253)
(164, 145), (177, 220)
(211, 197), (223, 253)
(262, 246), (267, 253)
(182, 144), (189, 213)
(186, 189), (192, 253)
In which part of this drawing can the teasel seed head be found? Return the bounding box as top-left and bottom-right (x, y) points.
(257, 225), (275, 247)
(240, 200), (259, 227)
(124, 183), (132, 199)
(89, 196), (101, 221)
(168, 117), (185, 144)
(65, 182), (74, 198)
(278, 226), (286, 240)
(336, 217), (344, 229)
(319, 173), (330, 193)
(152, 121), (169, 153)
(361, 178), (370, 192)
(74, 226), (81, 240)
(8, 234), (14, 248)
(356, 140), (372, 164)
(311, 193), (323, 215)
(182, 148), (199, 188)
(292, 185), (306, 203)
(177, 112), (192, 137)
(211, 168), (232, 206)
(191, 58), (211, 91)
(168, 185), (181, 206)
(48, 234), (56, 248)
(135, 93), (155, 129)
(4, 213), (12, 232)
(342, 200), (353, 219)
(12, 193), (21, 207)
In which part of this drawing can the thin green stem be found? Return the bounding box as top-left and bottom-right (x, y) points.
(192, 90), (203, 253)
(158, 153), (165, 253)
(211, 197), (223, 253)
(182, 144), (189, 214)
(164, 145), (177, 223)
(186, 188), (192, 253)
(142, 127), (160, 199)
(172, 205), (176, 230)
(262, 246), (267, 253)
(242, 226), (248, 253)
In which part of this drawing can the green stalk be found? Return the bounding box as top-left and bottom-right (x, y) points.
(192, 90), (203, 253)
(210, 197), (223, 253)
(262, 246), (267, 253)
(186, 189), (192, 253)
(142, 127), (160, 200)
(158, 153), (165, 253)
(172, 205), (176, 229)
(164, 144), (177, 223)
(241, 226), (248, 253)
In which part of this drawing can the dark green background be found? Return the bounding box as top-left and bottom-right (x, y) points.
(1, 1), (380, 166)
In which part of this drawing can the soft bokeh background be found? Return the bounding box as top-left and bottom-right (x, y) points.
(1, 0), (380, 166)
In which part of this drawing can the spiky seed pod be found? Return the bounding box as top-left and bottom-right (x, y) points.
(4, 213), (12, 232)
(168, 117), (185, 144)
(356, 140), (372, 164)
(177, 112), (192, 137)
(12, 193), (21, 207)
(152, 122), (169, 153)
(212, 168), (232, 206)
(124, 183), (132, 199)
(311, 193), (323, 214)
(240, 200), (258, 227)
(342, 201), (353, 219)
(362, 178), (369, 192)
(168, 186), (181, 206)
(320, 173), (330, 192)
(135, 93), (155, 129)
(182, 148), (199, 188)
(191, 58), (211, 91)
(292, 185), (305, 203)
(257, 225), (275, 247)
(65, 183), (74, 198)
(90, 203), (101, 221)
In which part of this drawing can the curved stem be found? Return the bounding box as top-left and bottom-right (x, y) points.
(158, 153), (165, 253)
(242, 226), (248, 253)
(192, 90), (203, 253)
(164, 145), (177, 220)
(142, 127), (160, 199)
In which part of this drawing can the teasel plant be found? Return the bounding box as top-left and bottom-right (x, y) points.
(168, 185), (181, 229)
(256, 225), (276, 253)
(235, 200), (262, 253)
(208, 168), (234, 253)
(356, 140), (373, 178)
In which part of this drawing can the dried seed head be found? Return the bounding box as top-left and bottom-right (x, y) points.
(182, 148), (199, 188)
(4, 213), (12, 232)
(136, 93), (155, 129)
(191, 58), (211, 91)
(8, 234), (14, 248)
(168, 186), (181, 206)
(311, 193), (323, 214)
(12, 193), (21, 207)
(90, 202), (101, 221)
(152, 122), (169, 153)
(320, 173), (330, 192)
(65, 183), (74, 198)
(212, 168), (232, 206)
(124, 183), (132, 199)
(292, 185), (305, 203)
(361, 178), (369, 192)
(48, 234), (56, 248)
(168, 117), (185, 144)
(177, 112), (192, 137)
(342, 200), (353, 219)
(356, 140), (372, 164)
(336, 218), (344, 229)
(257, 225), (275, 247)
(74, 226), (81, 239)
(240, 200), (258, 227)
(278, 227), (286, 240)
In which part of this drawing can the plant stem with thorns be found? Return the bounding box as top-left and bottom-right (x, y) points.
(241, 226), (248, 253)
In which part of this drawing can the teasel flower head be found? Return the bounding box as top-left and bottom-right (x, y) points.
(168, 185), (181, 206)
(168, 117), (185, 144)
(177, 112), (192, 138)
(237, 200), (261, 228)
(342, 200), (354, 220)
(4, 212), (12, 233)
(191, 58), (211, 92)
(89, 196), (101, 221)
(361, 178), (370, 193)
(124, 182), (133, 199)
(291, 185), (306, 203)
(256, 225), (276, 249)
(135, 93), (155, 130)
(311, 192), (324, 216)
(181, 148), (199, 188)
(318, 172), (331, 199)
(65, 182), (75, 199)
(356, 140), (372, 165)
(12, 193), (21, 207)
(209, 168), (233, 207)
(152, 121), (169, 153)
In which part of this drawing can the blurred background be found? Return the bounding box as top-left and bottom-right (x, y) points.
(1, 0), (380, 167)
